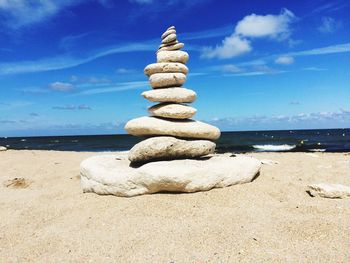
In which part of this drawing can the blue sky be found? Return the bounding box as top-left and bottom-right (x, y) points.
(0, 0), (349, 136)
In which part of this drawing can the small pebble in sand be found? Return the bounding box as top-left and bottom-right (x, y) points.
(3, 178), (31, 189)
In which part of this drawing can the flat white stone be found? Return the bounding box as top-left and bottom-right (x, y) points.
(159, 40), (178, 48)
(161, 29), (176, 39)
(162, 33), (177, 44)
(128, 136), (215, 162)
(158, 43), (184, 52)
(144, 62), (188, 76)
(157, 50), (189, 64)
(80, 153), (261, 197)
(149, 103), (196, 119)
(125, 116), (221, 140)
(167, 25), (175, 31)
(307, 183), (350, 198)
(141, 88), (196, 103)
(149, 72), (186, 88)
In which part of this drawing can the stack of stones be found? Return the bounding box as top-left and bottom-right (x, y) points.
(125, 26), (221, 163)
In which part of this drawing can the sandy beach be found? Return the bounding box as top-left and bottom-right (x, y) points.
(1, 150), (350, 262)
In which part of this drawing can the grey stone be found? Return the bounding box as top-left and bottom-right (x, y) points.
(162, 33), (177, 44)
(141, 88), (197, 103)
(149, 103), (196, 119)
(157, 50), (189, 64)
(158, 43), (184, 52)
(125, 116), (221, 140)
(159, 40), (178, 48)
(149, 72), (186, 88)
(144, 62), (188, 76)
(161, 29), (176, 39)
(128, 136), (215, 162)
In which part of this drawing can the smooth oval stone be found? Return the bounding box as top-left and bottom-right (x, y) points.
(158, 43), (184, 52)
(167, 25), (175, 31)
(162, 33), (177, 44)
(157, 50), (189, 64)
(161, 29), (176, 39)
(159, 40), (178, 48)
(128, 136), (216, 163)
(149, 73), (186, 88)
(149, 103), (196, 119)
(125, 116), (221, 140)
(142, 88), (197, 103)
(144, 62), (188, 76)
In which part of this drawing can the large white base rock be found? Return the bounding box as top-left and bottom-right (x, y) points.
(80, 153), (261, 197)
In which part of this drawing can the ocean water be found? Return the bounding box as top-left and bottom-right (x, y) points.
(0, 128), (349, 152)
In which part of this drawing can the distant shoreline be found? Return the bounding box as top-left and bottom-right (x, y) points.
(1, 128), (349, 153)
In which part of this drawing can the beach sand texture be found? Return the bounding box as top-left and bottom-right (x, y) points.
(1, 150), (350, 262)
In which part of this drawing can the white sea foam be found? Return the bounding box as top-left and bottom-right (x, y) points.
(253, 144), (296, 151)
(309, 149), (326, 152)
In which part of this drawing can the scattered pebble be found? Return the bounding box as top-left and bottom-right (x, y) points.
(260, 159), (279, 165)
(307, 183), (350, 199)
(0, 146), (7, 151)
(3, 178), (31, 189)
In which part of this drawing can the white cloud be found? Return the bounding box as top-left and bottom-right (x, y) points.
(275, 56), (294, 65)
(70, 75), (111, 84)
(201, 35), (251, 59)
(49, 82), (74, 92)
(302, 67), (327, 71)
(0, 42), (156, 75)
(0, 0), (85, 28)
(209, 109), (350, 130)
(0, 0), (119, 28)
(52, 104), (92, 110)
(225, 65), (285, 77)
(221, 64), (242, 73)
(235, 8), (295, 40)
(318, 17), (341, 33)
(116, 68), (137, 74)
(76, 81), (148, 95)
(287, 43), (350, 56)
(201, 8), (296, 59)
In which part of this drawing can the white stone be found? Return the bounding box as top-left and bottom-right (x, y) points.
(307, 183), (350, 198)
(141, 88), (196, 103)
(162, 33), (177, 44)
(157, 50), (189, 64)
(161, 29), (176, 39)
(0, 146), (7, 151)
(167, 25), (175, 31)
(125, 116), (221, 140)
(159, 40), (178, 48)
(149, 72), (186, 88)
(260, 159), (279, 165)
(128, 136), (215, 162)
(158, 43), (184, 52)
(149, 103), (196, 119)
(144, 62), (188, 76)
(80, 153), (261, 197)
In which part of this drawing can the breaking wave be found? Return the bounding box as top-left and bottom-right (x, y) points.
(253, 144), (297, 151)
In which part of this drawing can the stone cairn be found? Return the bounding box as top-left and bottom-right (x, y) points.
(125, 26), (221, 163)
